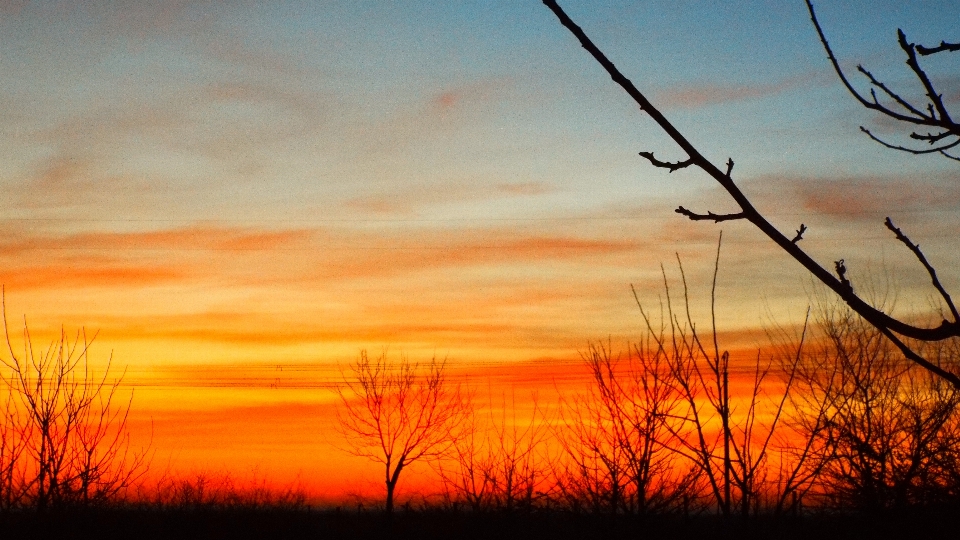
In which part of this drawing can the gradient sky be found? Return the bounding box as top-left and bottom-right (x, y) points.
(2, 0), (959, 497)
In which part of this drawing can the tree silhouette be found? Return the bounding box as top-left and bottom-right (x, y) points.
(336, 350), (469, 514)
(541, 1), (960, 388)
(556, 340), (696, 516)
(788, 299), (960, 511)
(0, 296), (150, 510)
(440, 393), (552, 512)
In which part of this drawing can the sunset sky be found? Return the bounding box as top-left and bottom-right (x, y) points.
(2, 0), (959, 498)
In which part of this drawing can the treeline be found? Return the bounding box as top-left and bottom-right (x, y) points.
(3, 291), (960, 518)
(429, 296), (960, 516)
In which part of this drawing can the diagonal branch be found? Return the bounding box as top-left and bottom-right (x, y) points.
(941, 149), (960, 162)
(857, 65), (927, 120)
(543, 0), (960, 386)
(877, 325), (960, 389)
(898, 29), (955, 126)
(884, 217), (960, 323)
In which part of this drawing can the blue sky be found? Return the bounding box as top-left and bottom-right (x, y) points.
(0, 0), (957, 368)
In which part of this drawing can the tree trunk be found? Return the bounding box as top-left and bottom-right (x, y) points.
(385, 459), (405, 515)
(385, 480), (395, 514)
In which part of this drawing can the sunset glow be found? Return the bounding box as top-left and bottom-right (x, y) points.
(2, 1), (959, 502)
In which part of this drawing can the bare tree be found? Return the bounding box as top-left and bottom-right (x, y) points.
(636, 241), (806, 517)
(789, 300), (960, 511)
(0, 297), (150, 510)
(541, 1), (960, 388)
(440, 393), (552, 512)
(336, 350), (470, 514)
(0, 377), (29, 510)
(556, 340), (696, 516)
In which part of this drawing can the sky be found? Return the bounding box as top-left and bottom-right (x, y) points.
(1, 0), (959, 498)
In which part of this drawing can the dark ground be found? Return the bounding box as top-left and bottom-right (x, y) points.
(2, 507), (959, 540)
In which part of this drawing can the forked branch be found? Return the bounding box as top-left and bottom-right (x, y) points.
(805, 0), (959, 158)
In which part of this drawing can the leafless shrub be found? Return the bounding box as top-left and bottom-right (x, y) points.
(144, 472), (308, 511)
(0, 379), (29, 510)
(635, 244), (807, 518)
(789, 301), (960, 511)
(555, 340), (698, 516)
(0, 299), (150, 510)
(439, 393), (553, 512)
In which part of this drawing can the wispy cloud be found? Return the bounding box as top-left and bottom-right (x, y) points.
(655, 69), (830, 109)
(0, 225), (314, 256)
(356, 77), (515, 156)
(746, 171), (960, 221)
(344, 178), (553, 216)
(0, 263), (182, 290)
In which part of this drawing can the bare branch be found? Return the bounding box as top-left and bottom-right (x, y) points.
(861, 127), (960, 155)
(806, 1), (927, 125)
(833, 259), (851, 292)
(910, 130), (954, 144)
(807, 0), (960, 159)
(898, 29), (955, 126)
(638, 151), (693, 172)
(877, 325), (960, 390)
(857, 64), (927, 119)
(941, 149), (960, 162)
(791, 224), (807, 244)
(916, 40), (960, 55)
(675, 207), (746, 223)
(544, 0), (960, 387)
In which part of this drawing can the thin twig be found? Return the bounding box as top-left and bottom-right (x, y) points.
(916, 40), (960, 55)
(675, 207), (746, 223)
(639, 152), (693, 172)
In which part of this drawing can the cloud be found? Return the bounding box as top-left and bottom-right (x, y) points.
(104, 318), (522, 346)
(747, 172), (960, 220)
(0, 225), (314, 256)
(429, 78), (512, 113)
(655, 69), (831, 109)
(0, 221), (650, 293)
(356, 77), (515, 156)
(496, 181), (553, 196)
(0, 225), (316, 292)
(304, 229), (648, 282)
(0, 263), (182, 290)
(344, 178), (553, 216)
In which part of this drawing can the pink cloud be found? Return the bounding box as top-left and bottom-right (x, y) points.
(655, 69), (831, 109)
